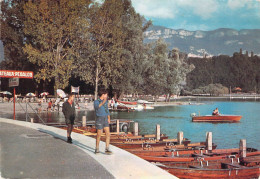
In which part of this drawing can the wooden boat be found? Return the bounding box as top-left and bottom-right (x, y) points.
(156, 153), (260, 179)
(131, 148), (240, 157)
(101, 134), (169, 143)
(126, 142), (217, 152)
(109, 108), (135, 112)
(117, 100), (137, 105)
(116, 105), (133, 111)
(112, 138), (192, 149)
(136, 148), (240, 162)
(192, 115), (242, 122)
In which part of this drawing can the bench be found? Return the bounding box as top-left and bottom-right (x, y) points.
(203, 152), (220, 156)
(191, 153), (207, 158)
(189, 165), (201, 169)
(241, 159), (260, 166)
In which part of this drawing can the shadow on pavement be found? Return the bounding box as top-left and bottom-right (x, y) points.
(38, 128), (95, 153)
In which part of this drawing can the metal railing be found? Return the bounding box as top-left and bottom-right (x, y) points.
(17, 102), (46, 125)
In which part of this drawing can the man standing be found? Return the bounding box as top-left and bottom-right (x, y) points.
(94, 89), (112, 154)
(62, 93), (75, 143)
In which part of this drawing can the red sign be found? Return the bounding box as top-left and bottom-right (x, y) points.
(0, 70), (34, 79)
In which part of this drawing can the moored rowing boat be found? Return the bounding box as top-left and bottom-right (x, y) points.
(156, 153), (260, 179)
(192, 115), (242, 122)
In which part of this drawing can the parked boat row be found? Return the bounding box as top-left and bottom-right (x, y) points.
(58, 121), (259, 178)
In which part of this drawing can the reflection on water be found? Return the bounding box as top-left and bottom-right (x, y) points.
(1, 101), (260, 150)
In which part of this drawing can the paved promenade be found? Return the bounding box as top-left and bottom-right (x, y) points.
(0, 118), (177, 179)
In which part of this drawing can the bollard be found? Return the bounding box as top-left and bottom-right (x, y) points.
(82, 116), (87, 127)
(31, 118), (34, 123)
(239, 139), (246, 158)
(206, 132), (212, 151)
(156, 124), (160, 141)
(177, 131), (183, 145)
(116, 120), (120, 133)
(133, 122), (139, 136)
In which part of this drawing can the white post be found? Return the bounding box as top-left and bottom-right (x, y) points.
(177, 131), (183, 145)
(239, 139), (246, 158)
(82, 116), (87, 127)
(206, 132), (212, 151)
(156, 124), (160, 141)
(30, 118), (34, 123)
(116, 120), (120, 133)
(133, 122), (138, 136)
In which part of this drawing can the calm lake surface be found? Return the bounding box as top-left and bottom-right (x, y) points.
(2, 101), (260, 150)
(109, 101), (260, 150)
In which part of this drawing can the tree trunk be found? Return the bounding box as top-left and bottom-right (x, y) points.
(94, 67), (99, 100)
(54, 75), (59, 98)
(168, 93), (171, 102)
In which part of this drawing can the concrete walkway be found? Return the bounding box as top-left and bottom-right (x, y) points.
(0, 118), (177, 179)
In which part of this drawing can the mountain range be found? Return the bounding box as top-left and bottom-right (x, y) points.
(144, 25), (260, 57)
(1, 26), (260, 61)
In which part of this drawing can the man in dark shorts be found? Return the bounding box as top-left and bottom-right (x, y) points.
(62, 93), (75, 143)
(94, 89), (112, 154)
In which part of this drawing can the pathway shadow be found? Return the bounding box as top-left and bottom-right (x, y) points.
(38, 128), (95, 153)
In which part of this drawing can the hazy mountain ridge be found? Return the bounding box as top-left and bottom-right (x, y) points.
(144, 25), (260, 57)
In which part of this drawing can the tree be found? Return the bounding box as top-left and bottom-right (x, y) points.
(144, 39), (168, 96)
(0, 0), (29, 70)
(74, 0), (127, 99)
(143, 39), (194, 101)
(74, 0), (150, 99)
(165, 48), (194, 100)
(111, 2), (152, 97)
(23, 0), (91, 95)
(192, 83), (229, 96)
(0, 0), (42, 94)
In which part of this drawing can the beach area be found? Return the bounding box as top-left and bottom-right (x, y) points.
(0, 100), (196, 116)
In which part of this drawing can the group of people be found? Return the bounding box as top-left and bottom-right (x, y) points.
(37, 99), (61, 113)
(62, 89), (112, 155)
(109, 98), (118, 109)
(47, 99), (61, 111)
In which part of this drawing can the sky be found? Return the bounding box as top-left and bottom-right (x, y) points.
(131, 0), (260, 31)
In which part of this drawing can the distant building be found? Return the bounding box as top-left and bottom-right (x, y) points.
(164, 29), (170, 36)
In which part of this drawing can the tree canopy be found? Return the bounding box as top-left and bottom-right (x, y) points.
(186, 51), (260, 93)
(1, 0), (228, 97)
(23, 0), (91, 94)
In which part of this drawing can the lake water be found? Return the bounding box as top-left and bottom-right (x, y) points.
(2, 101), (260, 150)
(109, 101), (260, 150)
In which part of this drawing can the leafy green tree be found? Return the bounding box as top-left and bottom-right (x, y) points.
(111, 3), (150, 97)
(165, 48), (194, 100)
(192, 83), (229, 96)
(74, 0), (127, 99)
(0, 0), (29, 70)
(143, 39), (194, 101)
(23, 0), (91, 95)
(143, 39), (168, 96)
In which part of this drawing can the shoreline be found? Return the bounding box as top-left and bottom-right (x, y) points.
(0, 101), (200, 116)
(1, 96), (259, 116)
(0, 102), (94, 115)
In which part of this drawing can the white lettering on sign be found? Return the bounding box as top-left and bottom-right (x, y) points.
(0, 70), (34, 79)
